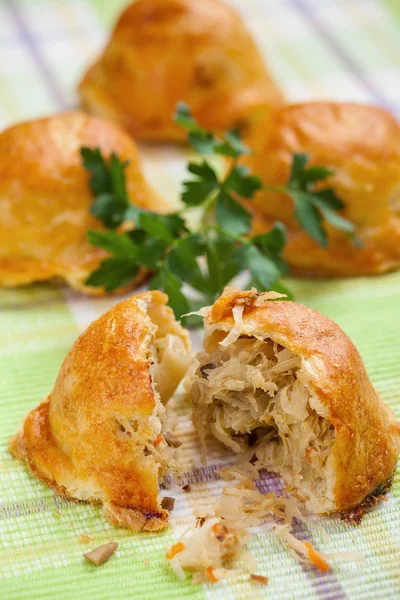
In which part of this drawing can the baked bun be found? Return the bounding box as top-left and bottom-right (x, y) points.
(191, 288), (400, 514)
(10, 291), (192, 531)
(78, 0), (283, 141)
(242, 103), (400, 276)
(0, 111), (169, 293)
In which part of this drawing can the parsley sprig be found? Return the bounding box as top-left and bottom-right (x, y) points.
(175, 103), (357, 247)
(83, 103), (357, 320)
(83, 107), (289, 319)
(263, 153), (357, 247)
(81, 148), (141, 228)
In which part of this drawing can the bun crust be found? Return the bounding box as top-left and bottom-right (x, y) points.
(9, 291), (190, 530)
(243, 103), (400, 276)
(0, 111), (168, 293)
(202, 288), (400, 512)
(78, 0), (283, 141)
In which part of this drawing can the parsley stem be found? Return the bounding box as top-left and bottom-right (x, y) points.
(208, 225), (248, 245)
(204, 229), (223, 295)
(263, 184), (288, 194)
(200, 188), (220, 227)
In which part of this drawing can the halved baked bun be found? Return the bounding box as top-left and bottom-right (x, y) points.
(0, 111), (169, 293)
(10, 291), (192, 530)
(192, 288), (400, 514)
(242, 103), (400, 276)
(78, 0), (283, 141)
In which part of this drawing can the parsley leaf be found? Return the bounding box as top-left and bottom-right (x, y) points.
(252, 222), (288, 275)
(174, 103), (252, 157)
(149, 268), (191, 319)
(216, 191), (252, 236)
(213, 129), (252, 158)
(167, 235), (207, 293)
(178, 106), (261, 238)
(81, 147), (136, 229)
(85, 258), (139, 292)
(89, 193), (128, 229)
(88, 230), (138, 258)
(224, 165), (263, 198)
(81, 147), (111, 195)
(174, 102), (199, 131)
(181, 161), (219, 207)
(291, 190), (327, 247)
(275, 152), (356, 247)
(139, 212), (187, 242)
(236, 222), (288, 290)
(240, 244), (281, 290)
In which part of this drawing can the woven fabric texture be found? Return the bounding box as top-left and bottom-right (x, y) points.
(0, 0), (399, 598)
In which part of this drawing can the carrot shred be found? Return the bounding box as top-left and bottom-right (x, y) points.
(166, 542), (185, 560)
(304, 542), (330, 572)
(153, 434), (163, 447)
(305, 448), (316, 463)
(207, 566), (218, 583)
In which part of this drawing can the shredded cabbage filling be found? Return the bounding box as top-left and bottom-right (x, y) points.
(114, 327), (190, 485)
(192, 336), (336, 513)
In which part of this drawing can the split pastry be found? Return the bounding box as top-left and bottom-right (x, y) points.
(0, 111), (168, 293)
(243, 102), (400, 276)
(10, 291), (192, 530)
(192, 288), (400, 514)
(78, 0), (283, 141)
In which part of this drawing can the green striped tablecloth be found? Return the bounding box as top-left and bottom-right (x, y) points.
(0, 1), (400, 598)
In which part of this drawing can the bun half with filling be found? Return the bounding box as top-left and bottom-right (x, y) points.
(78, 0), (283, 141)
(192, 287), (400, 514)
(0, 111), (169, 293)
(10, 291), (192, 530)
(242, 103), (400, 276)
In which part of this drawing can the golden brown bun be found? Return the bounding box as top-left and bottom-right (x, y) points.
(0, 111), (169, 293)
(242, 103), (400, 276)
(202, 288), (400, 512)
(78, 0), (283, 141)
(9, 291), (191, 531)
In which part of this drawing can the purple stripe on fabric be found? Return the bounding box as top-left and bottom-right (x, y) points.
(293, 523), (347, 600)
(289, 0), (396, 112)
(181, 463), (285, 493)
(257, 469), (347, 600)
(256, 467), (285, 494)
(0, 496), (72, 519)
(180, 462), (236, 486)
(181, 463), (346, 598)
(0, 28), (102, 49)
(5, 0), (67, 110)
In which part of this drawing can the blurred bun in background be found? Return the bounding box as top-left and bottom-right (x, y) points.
(79, 0), (284, 142)
(0, 111), (168, 293)
(242, 102), (400, 277)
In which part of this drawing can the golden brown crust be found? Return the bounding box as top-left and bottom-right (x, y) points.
(242, 103), (400, 276)
(204, 288), (400, 512)
(0, 111), (169, 293)
(9, 291), (190, 530)
(78, 0), (283, 141)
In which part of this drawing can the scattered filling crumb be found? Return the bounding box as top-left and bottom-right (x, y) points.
(250, 574), (269, 585)
(161, 496), (176, 511)
(165, 477), (365, 584)
(84, 542), (118, 566)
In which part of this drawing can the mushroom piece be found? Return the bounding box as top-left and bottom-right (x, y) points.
(84, 542), (118, 566)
